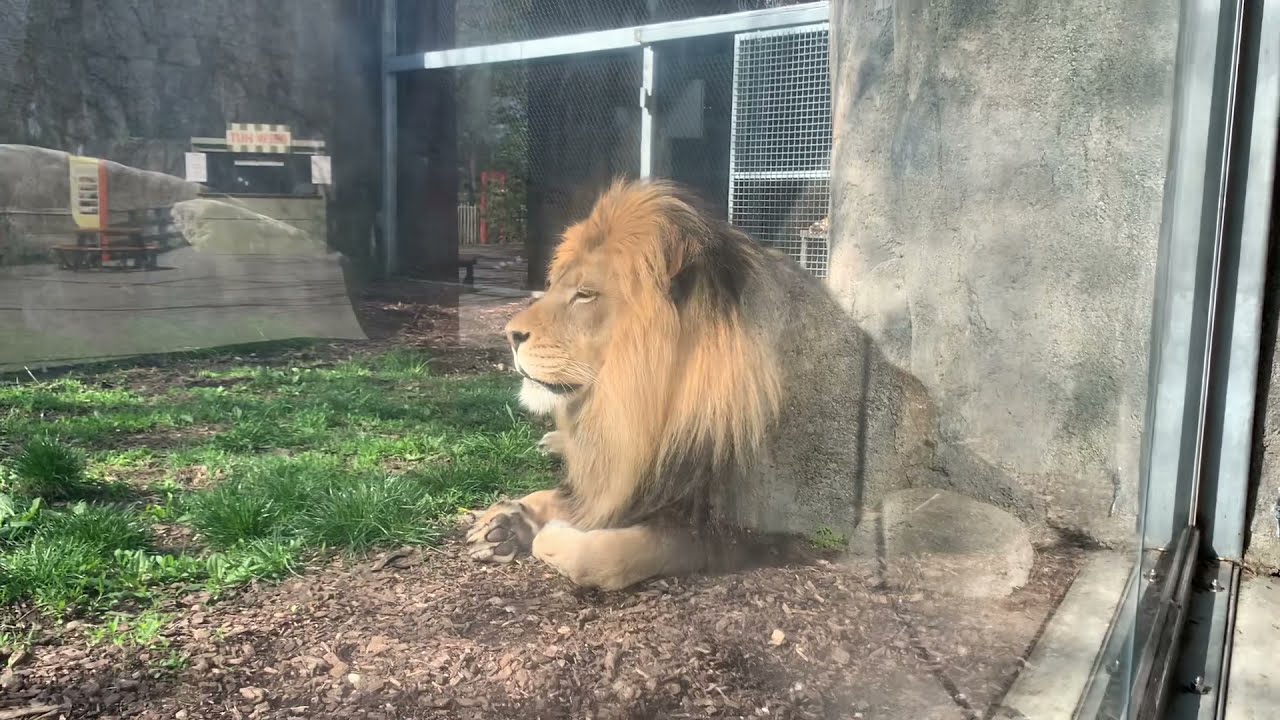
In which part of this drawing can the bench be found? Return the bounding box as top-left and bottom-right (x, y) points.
(53, 243), (161, 271)
(458, 257), (477, 286)
(54, 227), (158, 271)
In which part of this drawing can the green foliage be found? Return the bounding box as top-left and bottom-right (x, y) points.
(808, 526), (849, 550)
(0, 493), (42, 545)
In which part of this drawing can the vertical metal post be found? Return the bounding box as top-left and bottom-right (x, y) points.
(1137, 0), (1241, 552)
(639, 44), (655, 178)
(381, 0), (398, 279)
(1199, 0), (1280, 560)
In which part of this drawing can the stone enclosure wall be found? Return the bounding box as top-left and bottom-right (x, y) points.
(827, 0), (1181, 546)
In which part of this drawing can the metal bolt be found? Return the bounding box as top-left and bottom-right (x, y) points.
(1209, 578), (1225, 592)
(1183, 675), (1211, 695)
(1108, 659), (1122, 674)
(1144, 568), (1160, 583)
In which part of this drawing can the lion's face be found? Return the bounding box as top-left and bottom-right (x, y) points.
(504, 248), (617, 416)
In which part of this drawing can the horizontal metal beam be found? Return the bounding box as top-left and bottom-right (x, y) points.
(385, 2), (830, 72)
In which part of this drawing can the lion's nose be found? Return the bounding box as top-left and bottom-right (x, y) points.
(508, 330), (530, 350)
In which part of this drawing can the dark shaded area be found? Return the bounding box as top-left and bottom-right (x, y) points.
(652, 35), (735, 217)
(397, 0), (461, 282)
(524, 51), (641, 290)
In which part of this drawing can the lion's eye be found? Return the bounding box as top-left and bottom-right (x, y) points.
(573, 289), (598, 303)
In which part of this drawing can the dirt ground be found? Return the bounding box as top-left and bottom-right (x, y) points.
(2, 279), (1090, 720)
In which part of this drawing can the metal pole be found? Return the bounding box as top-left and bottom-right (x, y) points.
(639, 44), (655, 178)
(381, 0), (398, 279)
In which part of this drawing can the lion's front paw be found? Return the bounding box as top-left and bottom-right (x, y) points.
(465, 500), (538, 563)
(532, 522), (633, 591)
(537, 430), (565, 456)
(531, 520), (586, 579)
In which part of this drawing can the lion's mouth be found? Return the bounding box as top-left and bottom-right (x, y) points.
(518, 370), (580, 395)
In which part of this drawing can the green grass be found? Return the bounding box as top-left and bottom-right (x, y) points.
(808, 526), (848, 551)
(0, 347), (554, 620)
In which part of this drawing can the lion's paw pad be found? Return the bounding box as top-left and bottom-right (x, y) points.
(465, 502), (536, 564)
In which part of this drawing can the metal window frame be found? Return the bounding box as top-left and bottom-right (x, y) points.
(380, 0), (398, 279)
(1100, 0), (1279, 716)
(384, 3), (830, 72)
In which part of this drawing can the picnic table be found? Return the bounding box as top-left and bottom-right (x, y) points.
(54, 227), (159, 271)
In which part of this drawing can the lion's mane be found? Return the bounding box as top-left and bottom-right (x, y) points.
(550, 180), (783, 532)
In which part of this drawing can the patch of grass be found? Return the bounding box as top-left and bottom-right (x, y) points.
(293, 473), (444, 549)
(9, 437), (95, 500)
(0, 345), (554, 620)
(41, 504), (153, 554)
(187, 455), (480, 551)
(0, 505), (153, 614)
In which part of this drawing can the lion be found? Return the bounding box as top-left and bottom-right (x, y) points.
(465, 178), (944, 591)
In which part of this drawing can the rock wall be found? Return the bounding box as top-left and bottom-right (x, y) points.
(827, 0), (1179, 545)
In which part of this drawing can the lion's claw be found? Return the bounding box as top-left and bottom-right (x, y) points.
(537, 431), (565, 456)
(465, 500), (537, 564)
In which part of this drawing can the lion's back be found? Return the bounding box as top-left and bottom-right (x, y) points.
(719, 251), (937, 538)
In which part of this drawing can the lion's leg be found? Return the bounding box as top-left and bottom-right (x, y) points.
(530, 521), (710, 591)
(537, 430), (565, 456)
(466, 489), (568, 563)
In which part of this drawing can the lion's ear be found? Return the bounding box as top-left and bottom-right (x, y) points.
(669, 262), (700, 308)
(668, 242), (751, 315)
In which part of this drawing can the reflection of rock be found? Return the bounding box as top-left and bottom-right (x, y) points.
(0, 144), (198, 211)
(845, 488), (1034, 599)
(171, 199), (330, 257)
(0, 144), (198, 263)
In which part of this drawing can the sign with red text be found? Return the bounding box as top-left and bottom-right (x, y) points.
(226, 123), (293, 153)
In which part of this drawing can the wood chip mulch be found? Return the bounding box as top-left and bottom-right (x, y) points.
(1, 538), (1084, 720)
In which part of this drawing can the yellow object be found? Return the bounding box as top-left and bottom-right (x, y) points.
(68, 155), (103, 230)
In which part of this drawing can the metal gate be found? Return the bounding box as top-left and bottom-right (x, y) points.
(729, 22), (831, 278)
(380, 1), (834, 282)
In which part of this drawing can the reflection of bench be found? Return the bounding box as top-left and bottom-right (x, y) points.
(458, 258), (476, 286)
(54, 227), (158, 271)
(126, 207), (183, 250)
(53, 207), (180, 272)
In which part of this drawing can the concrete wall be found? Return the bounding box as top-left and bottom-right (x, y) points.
(1247, 169), (1280, 572)
(828, 0), (1180, 545)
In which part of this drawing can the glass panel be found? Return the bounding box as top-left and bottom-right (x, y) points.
(0, 1), (1209, 718)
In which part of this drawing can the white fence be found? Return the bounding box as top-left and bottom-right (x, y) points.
(458, 203), (480, 245)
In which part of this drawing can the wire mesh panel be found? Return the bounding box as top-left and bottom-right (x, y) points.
(728, 22), (832, 277)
